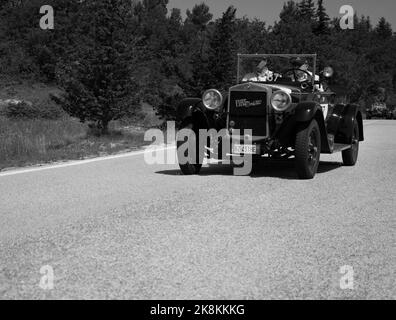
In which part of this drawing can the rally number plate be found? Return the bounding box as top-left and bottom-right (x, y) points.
(232, 144), (258, 155)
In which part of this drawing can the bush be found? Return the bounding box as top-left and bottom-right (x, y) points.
(2, 99), (65, 120)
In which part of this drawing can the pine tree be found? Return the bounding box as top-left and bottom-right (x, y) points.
(207, 6), (237, 89)
(59, 0), (140, 134)
(314, 0), (330, 35)
(279, 1), (300, 24)
(375, 17), (393, 39)
(184, 3), (214, 96)
(184, 2), (213, 57)
(298, 0), (315, 23)
(186, 2), (213, 32)
(273, 0), (315, 53)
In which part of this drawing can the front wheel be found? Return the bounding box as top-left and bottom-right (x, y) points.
(177, 121), (204, 175)
(342, 121), (359, 166)
(295, 119), (321, 180)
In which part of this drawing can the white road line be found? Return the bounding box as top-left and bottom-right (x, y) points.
(0, 145), (176, 177)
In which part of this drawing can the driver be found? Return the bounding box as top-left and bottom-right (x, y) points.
(243, 59), (275, 82)
(290, 57), (324, 92)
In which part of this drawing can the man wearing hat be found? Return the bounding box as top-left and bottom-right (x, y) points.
(290, 57), (324, 92)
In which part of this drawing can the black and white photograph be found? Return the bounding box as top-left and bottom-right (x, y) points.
(0, 0), (395, 306)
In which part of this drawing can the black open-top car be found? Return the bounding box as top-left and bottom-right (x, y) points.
(176, 54), (364, 179)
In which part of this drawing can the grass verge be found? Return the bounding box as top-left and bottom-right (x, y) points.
(0, 116), (150, 171)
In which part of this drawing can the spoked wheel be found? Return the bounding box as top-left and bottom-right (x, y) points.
(342, 121), (359, 166)
(295, 119), (321, 179)
(177, 121), (204, 175)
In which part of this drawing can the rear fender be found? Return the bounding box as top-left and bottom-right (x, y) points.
(335, 104), (364, 144)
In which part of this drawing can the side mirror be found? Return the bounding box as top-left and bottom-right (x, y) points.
(323, 67), (334, 78)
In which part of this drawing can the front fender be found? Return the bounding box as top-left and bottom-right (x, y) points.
(177, 97), (213, 131)
(293, 102), (331, 153)
(177, 98), (204, 121)
(295, 102), (321, 122)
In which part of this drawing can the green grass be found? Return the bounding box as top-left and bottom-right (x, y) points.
(0, 116), (149, 171)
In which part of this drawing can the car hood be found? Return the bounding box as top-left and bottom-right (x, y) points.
(230, 82), (301, 94)
(263, 84), (301, 94)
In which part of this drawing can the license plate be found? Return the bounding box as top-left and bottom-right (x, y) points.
(232, 144), (257, 155)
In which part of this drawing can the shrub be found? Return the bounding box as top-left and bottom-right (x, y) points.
(3, 99), (65, 120)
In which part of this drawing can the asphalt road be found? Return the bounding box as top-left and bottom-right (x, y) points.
(0, 120), (395, 300)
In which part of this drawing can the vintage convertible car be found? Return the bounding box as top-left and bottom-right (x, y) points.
(176, 54), (364, 179)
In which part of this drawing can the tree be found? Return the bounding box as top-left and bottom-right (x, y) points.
(186, 2), (213, 32)
(59, 0), (140, 134)
(184, 2), (213, 56)
(278, 1), (300, 24)
(184, 3), (214, 96)
(272, 0), (315, 53)
(207, 6), (237, 89)
(314, 0), (330, 35)
(235, 18), (270, 53)
(298, 0), (315, 23)
(375, 17), (393, 39)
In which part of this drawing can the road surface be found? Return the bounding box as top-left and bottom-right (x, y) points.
(0, 120), (395, 299)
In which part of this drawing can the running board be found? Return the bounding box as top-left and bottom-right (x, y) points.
(332, 143), (351, 153)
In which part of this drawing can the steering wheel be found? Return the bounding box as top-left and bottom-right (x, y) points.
(284, 69), (313, 87)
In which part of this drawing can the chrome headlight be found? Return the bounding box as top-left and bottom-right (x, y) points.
(202, 89), (223, 111)
(270, 90), (292, 112)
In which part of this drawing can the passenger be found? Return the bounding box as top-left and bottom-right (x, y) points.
(243, 59), (275, 82)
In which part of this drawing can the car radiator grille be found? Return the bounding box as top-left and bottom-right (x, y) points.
(228, 91), (268, 137)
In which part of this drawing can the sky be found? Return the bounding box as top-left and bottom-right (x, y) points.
(168, 0), (396, 29)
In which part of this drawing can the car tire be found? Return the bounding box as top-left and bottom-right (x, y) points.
(342, 121), (359, 166)
(177, 121), (204, 175)
(295, 119), (321, 180)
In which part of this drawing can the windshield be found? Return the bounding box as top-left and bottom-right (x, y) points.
(237, 54), (317, 85)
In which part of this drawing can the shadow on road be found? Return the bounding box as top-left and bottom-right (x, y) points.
(155, 160), (342, 180)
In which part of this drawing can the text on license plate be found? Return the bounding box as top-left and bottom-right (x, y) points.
(232, 144), (257, 154)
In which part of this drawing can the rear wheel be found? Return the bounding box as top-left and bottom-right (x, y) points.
(177, 121), (204, 175)
(295, 119), (321, 180)
(342, 121), (359, 166)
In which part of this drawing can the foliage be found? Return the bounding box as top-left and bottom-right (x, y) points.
(56, 0), (141, 134)
(207, 6), (238, 90)
(2, 100), (65, 120)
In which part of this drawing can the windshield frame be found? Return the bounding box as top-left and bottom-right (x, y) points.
(237, 53), (317, 87)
